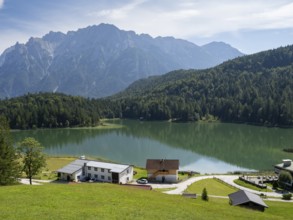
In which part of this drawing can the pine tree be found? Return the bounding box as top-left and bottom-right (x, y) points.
(0, 116), (20, 185)
(201, 187), (209, 201)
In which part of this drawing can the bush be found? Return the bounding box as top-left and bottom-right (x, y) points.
(272, 181), (278, 189)
(201, 187), (209, 201)
(278, 171), (293, 189)
(282, 193), (292, 200)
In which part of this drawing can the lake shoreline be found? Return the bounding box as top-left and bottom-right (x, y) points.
(9, 117), (293, 131)
(11, 119), (293, 173)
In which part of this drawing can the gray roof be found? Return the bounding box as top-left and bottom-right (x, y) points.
(57, 159), (89, 174)
(275, 162), (293, 172)
(228, 190), (268, 208)
(86, 161), (131, 173)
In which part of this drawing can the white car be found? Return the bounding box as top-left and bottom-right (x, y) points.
(137, 178), (148, 184)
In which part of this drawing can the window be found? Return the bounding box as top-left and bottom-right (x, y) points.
(127, 169), (129, 174)
(88, 173), (91, 177)
(101, 175), (104, 179)
(88, 167), (91, 170)
(94, 167), (97, 171)
(101, 168), (104, 172)
(94, 174), (98, 179)
(127, 177), (129, 181)
(108, 169), (111, 173)
(108, 176), (111, 181)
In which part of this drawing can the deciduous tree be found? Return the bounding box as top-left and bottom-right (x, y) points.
(18, 137), (46, 185)
(278, 170), (293, 190)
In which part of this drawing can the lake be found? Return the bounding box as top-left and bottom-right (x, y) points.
(12, 120), (293, 174)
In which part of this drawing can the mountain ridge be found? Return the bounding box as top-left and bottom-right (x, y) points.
(0, 23), (243, 99)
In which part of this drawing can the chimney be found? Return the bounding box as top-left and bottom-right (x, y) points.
(283, 159), (292, 167)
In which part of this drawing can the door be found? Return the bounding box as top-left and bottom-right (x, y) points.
(112, 172), (119, 183)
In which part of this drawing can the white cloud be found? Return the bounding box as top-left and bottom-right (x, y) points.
(84, 0), (293, 39)
(89, 0), (146, 20)
(0, 0), (4, 8)
(1, 0), (293, 54)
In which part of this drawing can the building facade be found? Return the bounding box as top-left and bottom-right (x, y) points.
(84, 161), (133, 184)
(146, 159), (179, 183)
(57, 159), (133, 184)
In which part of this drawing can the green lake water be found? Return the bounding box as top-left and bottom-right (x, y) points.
(12, 120), (293, 174)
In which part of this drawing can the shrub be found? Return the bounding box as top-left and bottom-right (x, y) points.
(282, 193), (292, 200)
(272, 181), (278, 189)
(278, 171), (293, 189)
(201, 187), (209, 201)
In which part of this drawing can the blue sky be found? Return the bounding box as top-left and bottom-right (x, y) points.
(1, 0), (293, 54)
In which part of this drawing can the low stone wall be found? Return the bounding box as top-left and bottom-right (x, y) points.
(182, 193), (197, 199)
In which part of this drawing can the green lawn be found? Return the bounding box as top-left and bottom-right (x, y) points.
(133, 167), (147, 180)
(0, 183), (291, 219)
(46, 157), (76, 171)
(185, 178), (237, 196)
(234, 179), (273, 192)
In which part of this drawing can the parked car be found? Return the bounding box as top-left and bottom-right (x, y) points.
(137, 178), (148, 184)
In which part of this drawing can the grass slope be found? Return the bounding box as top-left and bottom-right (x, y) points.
(0, 183), (291, 220)
(185, 178), (237, 196)
(234, 179), (273, 192)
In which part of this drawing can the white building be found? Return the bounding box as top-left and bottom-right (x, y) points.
(57, 159), (133, 184)
(57, 159), (88, 182)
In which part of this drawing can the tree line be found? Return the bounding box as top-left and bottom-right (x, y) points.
(0, 93), (118, 129)
(0, 116), (46, 185)
(115, 66), (293, 126)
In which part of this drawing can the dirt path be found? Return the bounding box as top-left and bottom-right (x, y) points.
(145, 175), (284, 198)
(19, 178), (53, 185)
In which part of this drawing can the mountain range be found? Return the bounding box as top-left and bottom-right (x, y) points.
(1, 45), (292, 128)
(0, 23), (243, 99)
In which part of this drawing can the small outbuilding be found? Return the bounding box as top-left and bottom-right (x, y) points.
(228, 190), (268, 212)
(146, 159), (179, 183)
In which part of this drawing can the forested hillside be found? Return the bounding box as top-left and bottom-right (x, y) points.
(0, 93), (118, 129)
(1, 45), (293, 128)
(113, 45), (293, 126)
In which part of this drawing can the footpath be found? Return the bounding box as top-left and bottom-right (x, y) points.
(20, 175), (293, 202)
(148, 175), (293, 202)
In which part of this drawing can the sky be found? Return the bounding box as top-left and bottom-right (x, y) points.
(1, 0), (293, 54)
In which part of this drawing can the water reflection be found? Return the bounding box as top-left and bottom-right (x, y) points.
(12, 120), (293, 173)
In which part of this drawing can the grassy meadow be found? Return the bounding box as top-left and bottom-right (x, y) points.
(7, 157), (291, 219)
(0, 183), (291, 220)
